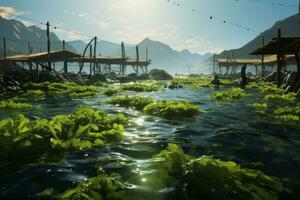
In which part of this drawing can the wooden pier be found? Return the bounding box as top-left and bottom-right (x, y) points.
(0, 30), (151, 76)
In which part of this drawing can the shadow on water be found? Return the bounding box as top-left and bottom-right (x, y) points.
(0, 86), (300, 199)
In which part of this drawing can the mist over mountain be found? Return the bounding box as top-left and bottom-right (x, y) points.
(0, 16), (75, 56)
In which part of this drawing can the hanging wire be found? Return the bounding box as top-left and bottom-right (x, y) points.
(166, 0), (263, 33)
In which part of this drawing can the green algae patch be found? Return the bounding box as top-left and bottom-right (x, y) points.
(248, 82), (283, 94)
(26, 82), (99, 98)
(102, 87), (121, 96)
(109, 96), (201, 120)
(0, 100), (33, 111)
(153, 144), (285, 200)
(0, 106), (127, 167)
(108, 96), (155, 111)
(264, 93), (297, 102)
(250, 103), (269, 115)
(60, 173), (123, 200)
(121, 83), (160, 92)
(173, 76), (231, 88)
(143, 100), (201, 119)
(24, 90), (46, 98)
(210, 88), (250, 101)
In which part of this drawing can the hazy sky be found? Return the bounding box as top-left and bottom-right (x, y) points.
(0, 0), (298, 54)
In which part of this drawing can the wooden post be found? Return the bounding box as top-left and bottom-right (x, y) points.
(63, 40), (68, 74)
(90, 45), (93, 76)
(261, 36), (265, 76)
(146, 46), (148, 62)
(213, 53), (216, 74)
(46, 21), (51, 70)
(93, 36), (97, 75)
(28, 42), (32, 70)
(121, 42), (126, 75)
(3, 37), (6, 60)
(276, 29), (283, 87)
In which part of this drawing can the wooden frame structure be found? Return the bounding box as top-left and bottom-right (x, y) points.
(251, 29), (300, 92)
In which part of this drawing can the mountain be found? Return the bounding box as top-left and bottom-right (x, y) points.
(111, 38), (211, 73)
(218, 14), (300, 59)
(0, 16), (75, 56)
(68, 40), (120, 56)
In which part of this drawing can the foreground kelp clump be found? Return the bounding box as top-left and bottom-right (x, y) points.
(210, 88), (249, 101)
(108, 96), (201, 119)
(25, 82), (99, 98)
(0, 106), (127, 167)
(153, 144), (285, 200)
(60, 144), (285, 200)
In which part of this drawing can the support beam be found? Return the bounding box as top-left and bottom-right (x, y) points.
(46, 21), (51, 70)
(93, 36), (97, 75)
(90, 44), (93, 76)
(276, 29), (283, 87)
(3, 37), (6, 60)
(261, 36), (266, 76)
(63, 40), (68, 74)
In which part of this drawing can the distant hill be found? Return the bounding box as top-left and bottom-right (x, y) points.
(218, 14), (300, 59)
(68, 40), (120, 56)
(0, 16), (75, 56)
(112, 38), (212, 73)
(69, 38), (211, 73)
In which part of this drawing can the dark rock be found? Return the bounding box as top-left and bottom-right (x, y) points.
(149, 69), (173, 80)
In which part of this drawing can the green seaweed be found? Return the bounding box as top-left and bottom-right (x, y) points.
(103, 87), (121, 96)
(153, 144), (285, 200)
(121, 83), (159, 92)
(210, 88), (250, 101)
(108, 96), (155, 110)
(26, 82), (99, 98)
(264, 93), (297, 102)
(143, 100), (201, 119)
(25, 90), (46, 98)
(60, 173), (123, 200)
(0, 100), (33, 111)
(0, 106), (127, 165)
(250, 103), (269, 114)
(248, 82), (283, 94)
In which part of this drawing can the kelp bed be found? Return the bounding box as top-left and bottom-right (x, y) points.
(0, 80), (300, 199)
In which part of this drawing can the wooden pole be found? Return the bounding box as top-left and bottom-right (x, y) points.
(146, 46), (148, 62)
(121, 42), (126, 75)
(93, 37), (97, 75)
(46, 21), (51, 70)
(28, 42), (33, 70)
(276, 29), (282, 87)
(90, 44), (93, 76)
(213, 53), (216, 74)
(261, 36), (265, 76)
(63, 40), (68, 74)
(3, 37), (6, 60)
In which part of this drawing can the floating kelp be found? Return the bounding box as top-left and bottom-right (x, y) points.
(60, 173), (123, 200)
(264, 93), (297, 102)
(143, 100), (201, 119)
(153, 144), (285, 200)
(173, 77), (231, 88)
(103, 87), (121, 96)
(0, 106), (127, 167)
(24, 90), (45, 98)
(121, 83), (159, 92)
(210, 88), (249, 101)
(109, 96), (155, 111)
(26, 82), (99, 98)
(248, 82), (283, 94)
(250, 103), (269, 114)
(109, 96), (200, 119)
(0, 100), (33, 111)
